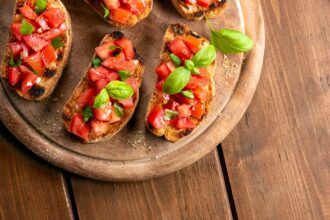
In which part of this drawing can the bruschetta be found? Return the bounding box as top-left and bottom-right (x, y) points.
(0, 0), (72, 101)
(171, 0), (227, 21)
(84, 0), (152, 28)
(63, 31), (144, 143)
(146, 23), (216, 142)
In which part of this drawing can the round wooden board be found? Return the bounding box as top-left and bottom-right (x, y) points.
(0, 0), (264, 181)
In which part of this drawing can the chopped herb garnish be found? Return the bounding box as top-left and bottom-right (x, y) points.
(118, 70), (131, 81)
(114, 103), (124, 117)
(165, 109), (178, 120)
(181, 90), (194, 99)
(20, 19), (34, 35)
(94, 88), (109, 108)
(9, 55), (21, 67)
(169, 53), (181, 66)
(101, 3), (109, 18)
(51, 37), (65, 49)
(35, 0), (48, 14)
(83, 106), (93, 122)
(92, 57), (102, 68)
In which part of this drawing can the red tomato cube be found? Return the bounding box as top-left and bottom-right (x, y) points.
(168, 38), (192, 62)
(24, 52), (46, 75)
(88, 67), (109, 82)
(21, 71), (40, 94)
(91, 119), (109, 135)
(193, 87), (208, 102)
(93, 102), (112, 121)
(19, 5), (38, 20)
(42, 8), (65, 28)
(114, 38), (134, 60)
(191, 102), (205, 119)
(11, 23), (22, 41)
(41, 44), (57, 67)
(77, 88), (96, 108)
(95, 42), (115, 60)
(197, 0), (211, 8)
(7, 67), (22, 86)
(103, 0), (121, 10)
(70, 114), (90, 141)
(155, 63), (171, 79)
(118, 97), (134, 108)
(177, 104), (192, 118)
(110, 8), (131, 24)
(183, 35), (202, 54)
(23, 34), (49, 52)
(171, 117), (196, 129)
(41, 23), (67, 40)
(147, 105), (165, 129)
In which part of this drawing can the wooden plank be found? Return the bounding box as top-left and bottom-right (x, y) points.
(71, 150), (232, 220)
(0, 123), (73, 220)
(221, 0), (330, 219)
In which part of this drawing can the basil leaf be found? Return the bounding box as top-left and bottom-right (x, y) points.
(92, 57), (102, 68)
(9, 55), (21, 67)
(211, 29), (254, 54)
(169, 53), (181, 66)
(106, 80), (134, 100)
(20, 19), (34, 35)
(35, 0), (48, 13)
(192, 67), (200, 75)
(94, 88), (109, 108)
(184, 60), (194, 71)
(114, 103), (124, 117)
(118, 70), (131, 81)
(163, 67), (191, 95)
(83, 106), (93, 122)
(51, 37), (64, 49)
(181, 90), (194, 99)
(101, 3), (110, 18)
(164, 109), (178, 120)
(192, 45), (216, 68)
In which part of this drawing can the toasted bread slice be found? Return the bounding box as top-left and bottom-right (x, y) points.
(0, 0), (72, 101)
(84, 0), (152, 28)
(171, 0), (227, 21)
(63, 32), (144, 143)
(146, 23), (216, 142)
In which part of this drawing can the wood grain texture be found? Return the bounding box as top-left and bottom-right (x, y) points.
(221, 0), (330, 219)
(0, 123), (73, 220)
(71, 150), (232, 220)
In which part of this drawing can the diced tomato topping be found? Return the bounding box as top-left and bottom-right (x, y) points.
(118, 97), (134, 108)
(24, 52), (46, 75)
(23, 34), (49, 52)
(171, 117), (196, 129)
(9, 43), (22, 58)
(93, 102), (112, 121)
(166, 61), (176, 72)
(197, 0), (211, 8)
(155, 63), (171, 79)
(102, 57), (136, 72)
(19, 65), (34, 75)
(110, 8), (131, 24)
(126, 77), (140, 93)
(110, 105), (122, 123)
(147, 105), (165, 129)
(199, 67), (209, 77)
(114, 38), (134, 60)
(77, 88), (96, 108)
(177, 104), (192, 118)
(20, 43), (30, 58)
(41, 23), (67, 40)
(21, 70), (40, 94)
(168, 38), (192, 62)
(95, 42), (115, 60)
(11, 23), (22, 41)
(103, 0), (121, 10)
(185, 0), (197, 4)
(164, 100), (178, 111)
(36, 15), (50, 31)
(185, 76), (209, 90)
(95, 79), (109, 93)
(183, 35), (202, 54)
(122, 0), (146, 15)
(191, 102), (205, 119)
(91, 119), (109, 135)
(19, 5), (38, 20)
(156, 79), (165, 91)
(41, 44), (57, 67)
(107, 71), (120, 81)
(7, 67), (22, 86)
(88, 67), (108, 82)
(69, 114), (90, 141)
(26, 0), (37, 9)
(42, 8), (65, 28)
(193, 87), (208, 102)
(174, 93), (195, 105)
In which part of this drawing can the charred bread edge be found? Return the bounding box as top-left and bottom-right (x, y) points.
(62, 31), (144, 143)
(170, 0), (227, 21)
(145, 23), (216, 142)
(83, 0), (153, 28)
(0, 0), (72, 101)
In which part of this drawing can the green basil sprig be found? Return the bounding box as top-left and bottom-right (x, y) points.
(164, 109), (178, 120)
(163, 45), (215, 95)
(92, 57), (102, 68)
(20, 19), (34, 35)
(106, 80), (134, 100)
(83, 106), (93, 122)
(101, 3), (109, 18)
(51, 37), (64, 49)
(207, 18), (254, 54)
(35, 0), (48, 14)
(94, 88), (109, 108)
(192, 45), (216, 67)
(114, 103), (124, 117)
(163, 67), (191, 95)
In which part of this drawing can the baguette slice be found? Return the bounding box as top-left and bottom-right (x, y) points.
(0, 0), (72, 101)
(63, 32), (144, 143)
(146, 23), (216, 142)
(84, 0), (153, 28)
(170, 0), (227, 21)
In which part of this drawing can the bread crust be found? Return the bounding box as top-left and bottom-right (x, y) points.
(145, 23), (216, 142)
(0, 0), (72, 101)
(84, 0), (153, 28)
(62, 32), (144, 143)
(170, 0), (227, 21)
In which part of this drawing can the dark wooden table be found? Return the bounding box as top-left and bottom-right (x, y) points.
(0, 0), (329, 219)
